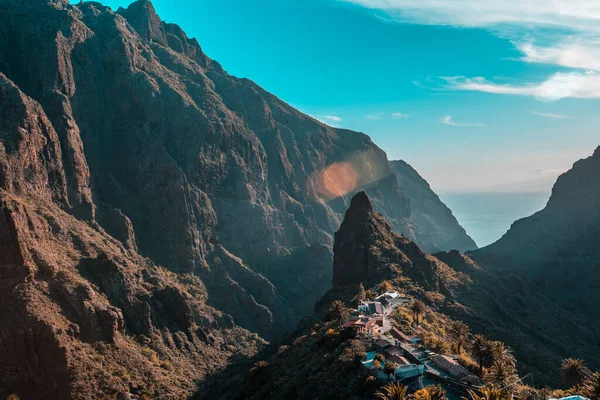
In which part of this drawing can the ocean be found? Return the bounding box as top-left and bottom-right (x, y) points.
(439, 192), (551, 248)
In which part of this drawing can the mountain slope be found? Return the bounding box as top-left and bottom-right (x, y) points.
(389, 160), (477, 252)
(472, 147), (600, 335)
(0, 0), (474, 397)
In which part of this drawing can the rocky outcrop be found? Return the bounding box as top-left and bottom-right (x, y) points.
(390, 160), (477, 252)
(332, 191), (443, 291)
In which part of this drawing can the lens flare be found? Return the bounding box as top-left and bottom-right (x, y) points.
(316, 162), (358, 200)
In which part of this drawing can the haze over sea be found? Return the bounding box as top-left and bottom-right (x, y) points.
(440, 191), (551, 248)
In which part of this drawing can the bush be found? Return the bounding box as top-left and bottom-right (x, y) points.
(160, 360), (174, 371)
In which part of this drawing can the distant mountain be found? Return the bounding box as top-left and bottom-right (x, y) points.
(390, 160), (477, 252)
(474, 147), (600, 319)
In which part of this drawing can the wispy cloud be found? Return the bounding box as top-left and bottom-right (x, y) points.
(517, 39), (600, 71)
(532, 112), (570, 119)
(365, 112), (384, 120)
(340, 1), (600, 34)
(441, 72), (600, 100)
(319, 115), (342, 123)
(535, 167), (569, 175)
(392, 112), (409, 119)
(442, 115), (486, 127)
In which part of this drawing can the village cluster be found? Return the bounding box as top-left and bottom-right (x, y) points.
(340, 291), (480, 397)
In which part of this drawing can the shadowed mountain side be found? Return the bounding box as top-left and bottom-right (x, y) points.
(0, 0), (465, 344)
(472, 147), (600, 322)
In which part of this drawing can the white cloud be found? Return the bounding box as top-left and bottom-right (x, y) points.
(532, 112), (570, 119)
(365, 112), (384, 120)
(535, 167), (569, 175)
(442, 72), (600, 100)
(341, 1), (600, 34)
(517, 39), (600, 71)
(319, 115), (342, 122)
(392, 112), (409, 119)
(442, 115), (486, 127)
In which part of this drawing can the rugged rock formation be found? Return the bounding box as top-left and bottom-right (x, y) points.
(0, 0), (452, 344)
(390, 160), (477, 252)
(0, 71), (264, 399)
(0, 0), (475, 397)
(332, 191), (446, 292)
(470, 147), (600, 353)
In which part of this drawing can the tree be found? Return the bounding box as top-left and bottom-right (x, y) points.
(378, 280), (393, 295)
(414, 386), (448, 400)
(354, 282), (367, 305)
(329, 300), (349, 324)
(427, 385), (449, 400)
(584, 371), (600, 400)
(464, 386), (512, 400)
(485, 360), (517, 390)
(375, 353), (386, 362)
(409, 300), (426, 327)
(375, 382), (408, 400)
(373, 359), (381, 370)
(472, 334), (489, 373)
(448, 320), (471, 354)
(384, 361), (396, 381)
(559, 358), (591, 388)
(366, 289), (377, 301)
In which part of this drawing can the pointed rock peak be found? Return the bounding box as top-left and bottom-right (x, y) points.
(348, 191), (373, 214)
(118, 0), (167, 46)
(593, 146), (600, 158)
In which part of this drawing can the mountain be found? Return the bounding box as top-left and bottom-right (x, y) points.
(472, 146), (600, 332)
(389, 160), (477, 252)
(0, 0), (472, 397)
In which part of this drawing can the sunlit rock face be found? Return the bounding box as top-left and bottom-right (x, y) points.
(0, 0), (425, 348)
(0, 1), (481, 395)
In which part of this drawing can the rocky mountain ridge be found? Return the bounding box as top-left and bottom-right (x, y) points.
(0, 0), (475, 398)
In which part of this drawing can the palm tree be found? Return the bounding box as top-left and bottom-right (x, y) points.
(485, 360), (517, 389)
(559, 358), (591, 388)
(584, 371), (600, 400)
(486, 341), (516, 370)
(329, 300), (349, 324)
(366, 289), (377, 300)
(375, 382), (408, 400)
(384, 361), (396, 381)
(410, 300), (426, 327)
(463, 386), (512, 400)
(472, 334), (488, 373)
(373, 359), (381, 370)
(448, 320), (471, 354)
(428, 385), (449, 400)
(378, 280), (393, 295)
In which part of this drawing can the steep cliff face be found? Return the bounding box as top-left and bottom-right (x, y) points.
(0, 0), (471, 397)
(0, 0), (442, 343)
(390, 160), (477, 252)
(0, 73), (264, 399)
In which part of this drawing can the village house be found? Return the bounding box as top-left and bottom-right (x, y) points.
(358, 301), (384, 315)
(390, 328), (413, 345)
(430, 354), (479, 385)
(341, 317), (378, 334)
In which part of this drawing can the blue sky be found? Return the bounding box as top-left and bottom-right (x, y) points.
(93, 0), (599, 192)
